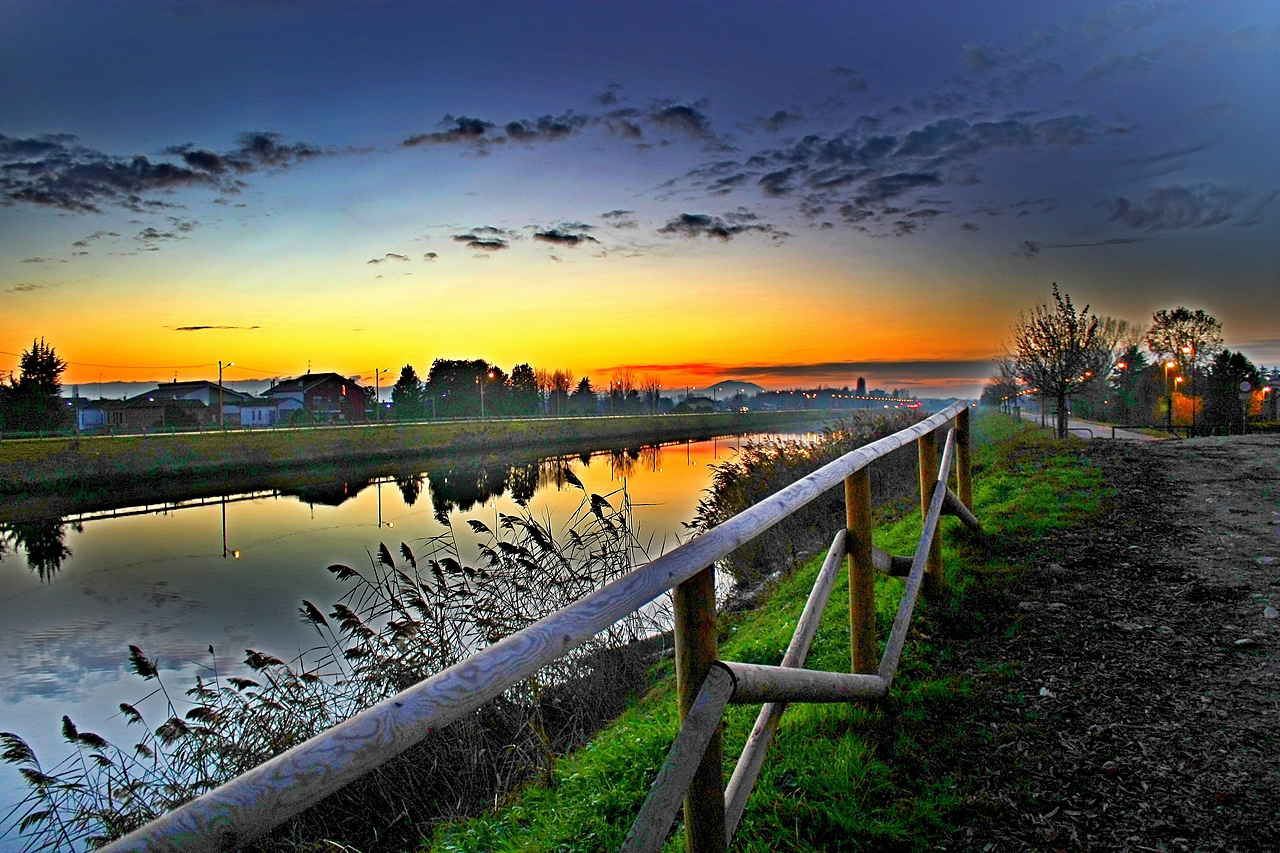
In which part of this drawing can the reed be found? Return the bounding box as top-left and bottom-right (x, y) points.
(2, 483), (670, 853)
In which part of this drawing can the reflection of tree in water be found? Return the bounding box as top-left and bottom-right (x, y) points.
(1, 519), (74, 582)
(427, 464), (510, 522)
(638, 444), (663, 473)
(395, 474), (424, 507)
(536, 456), (582, 492)
(506, 462), (538, 505)
(607, 447), (643, 480)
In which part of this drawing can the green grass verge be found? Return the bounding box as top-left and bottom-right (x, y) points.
(424, 411), (1106, 853)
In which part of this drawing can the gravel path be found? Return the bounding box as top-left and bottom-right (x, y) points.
(941, 435), (1280, 852)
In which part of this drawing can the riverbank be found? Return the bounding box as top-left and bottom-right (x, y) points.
(0, 410), (828, 495)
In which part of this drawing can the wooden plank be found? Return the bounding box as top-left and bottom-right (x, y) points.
(673, 566), (724, 853)
(871, 546), (913, 576)
(620, 666), (736, 853)
(918, 426), (946, 598)
(942, 487), (981, 531)
(878, 429), (955, 687)
(845, 469), (877, 675)
(99, 402), (967, 853)
(723, 530), (846, 842)
(955, 406), (974, 510)
(721, 662), (887, 704)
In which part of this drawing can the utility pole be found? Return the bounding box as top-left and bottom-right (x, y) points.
(219, 360), (234, 430)
(374, 368), (389, 423)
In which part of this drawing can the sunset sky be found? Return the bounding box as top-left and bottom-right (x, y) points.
(1, 0), (1276, 397)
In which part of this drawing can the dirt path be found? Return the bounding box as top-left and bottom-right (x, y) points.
(942, 435), (1280, 852)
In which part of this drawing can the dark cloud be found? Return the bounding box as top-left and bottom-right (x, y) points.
(452, 227), (512, 251)
(962, 43), (998, 72)
(533, 228), (599, 247)
(21, 257), (55, 263)
(1021, 237), (1145, 257)
(1234, 189), (1278, 227)
(960, 222), (979, 231)
(592, 84), (623, 106)
(657, 212), (785, 241)
(505, 113), (591, 143)
(830, 67), (869, 94)
(0, 131), (321, 212)
(70, 230), (120, 247)
(649, 103), (715, 140)
(7, 281), (56, 293)
(171, 325), (260, 331)
(1119, 138), (1220, 166)
(424, 252), (438, 260)
(367, 253), (410, 264)
(402, 115), (496, 147)
(1107, 183), (1245, 230)
(759, 110), (805, 133)
(601, 209), (638, 228)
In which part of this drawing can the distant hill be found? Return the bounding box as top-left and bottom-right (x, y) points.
(685, 380), (765, 400)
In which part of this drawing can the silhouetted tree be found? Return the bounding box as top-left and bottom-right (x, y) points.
(426, 359), (492, 418)
(391, 364), (425, 420)
(1202, 350), (1260, 434)
(570, 376), (596, 415)
(1011, 284), (1102, 438)
(0, 338), (68, 432)
(509, 363), (540, 416)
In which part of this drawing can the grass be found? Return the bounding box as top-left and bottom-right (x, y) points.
(0, 410), (826, 493)
(425, 411), (1108, 852)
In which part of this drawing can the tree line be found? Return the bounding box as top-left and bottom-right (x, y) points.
(983, 286), (1270, 438)
(389, 360), (666, 420)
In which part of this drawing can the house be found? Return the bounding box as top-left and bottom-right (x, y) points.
(263, 372), (369, 423)
(142, 381), (260, 426)
(674, 395), (716, 413)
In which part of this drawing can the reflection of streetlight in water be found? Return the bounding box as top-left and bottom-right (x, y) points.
(221, 496), (240, 559)
(376, 481), (395, 529)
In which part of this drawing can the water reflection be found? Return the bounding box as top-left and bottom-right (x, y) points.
(0, 520), (74, 581)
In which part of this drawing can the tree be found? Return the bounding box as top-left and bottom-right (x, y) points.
(1144, 307), (1223, 378)
(0, 338), (68, 432)
(1201, 349), (1260, 434)
(1011, 285), (1102, 438)
(980, 356), (1021, 412)
(390, 364), (424, 420)
(570, 376), (596, 415)
(509, 363), (540, 416)
(425, 358), (491, 418)
(640, 374), (662, 414)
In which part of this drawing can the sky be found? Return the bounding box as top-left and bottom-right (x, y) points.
(1, 0), (1277, 398)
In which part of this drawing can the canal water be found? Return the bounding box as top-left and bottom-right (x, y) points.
(0, 431), (813, 831)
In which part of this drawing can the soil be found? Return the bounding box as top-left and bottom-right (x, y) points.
(940, 435), (1280, 853)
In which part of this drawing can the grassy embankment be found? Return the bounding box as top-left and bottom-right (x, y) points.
(0, 410), (825, 494)
(425, 412), (1107, 852)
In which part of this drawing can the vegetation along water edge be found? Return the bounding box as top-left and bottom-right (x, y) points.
(0, 410), (828, 495)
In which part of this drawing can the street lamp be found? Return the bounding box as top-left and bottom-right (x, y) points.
(478, 369), (495, 418)
(374, 368), (389, 423)
(1180, 345), (1197, 436)
(1164, 360), (1177, 431)
(218, 360), (234, 430)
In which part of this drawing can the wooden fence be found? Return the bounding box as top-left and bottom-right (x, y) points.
(100, 401), (977, 853)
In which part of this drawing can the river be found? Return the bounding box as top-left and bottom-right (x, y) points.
(0, 430), (814, 836)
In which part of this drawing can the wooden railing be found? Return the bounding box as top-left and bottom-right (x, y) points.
(100, 402), (977, 853)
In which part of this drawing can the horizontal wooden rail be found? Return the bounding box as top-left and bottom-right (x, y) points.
(721, 662), (887, 704)
(99, 401), (968, 853)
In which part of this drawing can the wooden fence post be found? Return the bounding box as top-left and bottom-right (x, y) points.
(917, 428), (946, 598)
(845, 469), (877, 674)
(955, 406), (973, 510)
(672, 566), (725, 853)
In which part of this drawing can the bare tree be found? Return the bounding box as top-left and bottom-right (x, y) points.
(549, 369), (574, 416)
(639, 373), (662, 415)
(1011, 284), (1102, 438)
(980, 355), (1022, 413)
(610, 369), (636, 414)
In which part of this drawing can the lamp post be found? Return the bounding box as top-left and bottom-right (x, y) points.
(374, 368), (389, 423)
(478, 369), (495, 418)
(1164, 360), (1176, 431)
(218, 360), (234, 430)
(1181, 345), (1196, 436)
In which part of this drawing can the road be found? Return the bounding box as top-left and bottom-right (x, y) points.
(1013, 408), (1162, 441)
